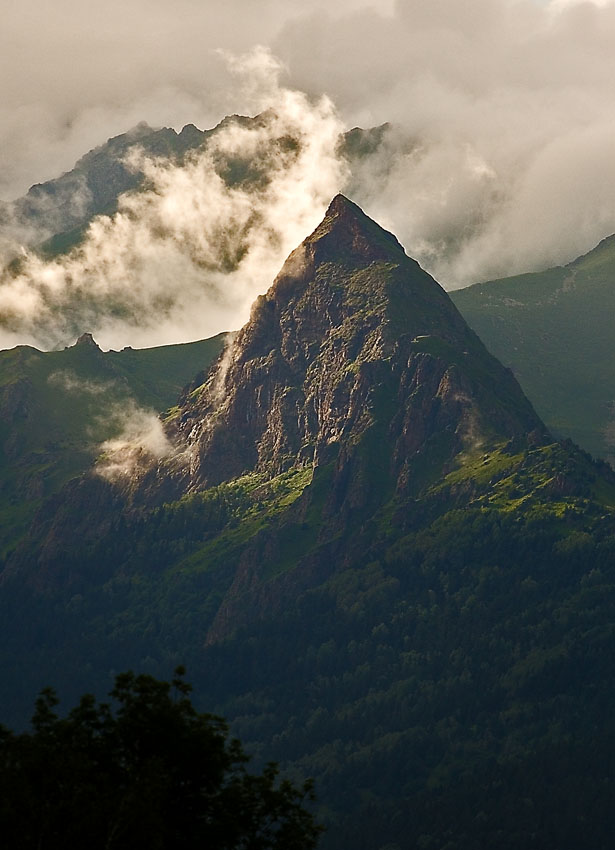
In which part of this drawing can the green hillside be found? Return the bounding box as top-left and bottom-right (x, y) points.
(0, 332), (225, 556)
(452, 235), (615, 463)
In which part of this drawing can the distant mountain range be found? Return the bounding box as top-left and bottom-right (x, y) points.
(3, 197), (615, 848)
(0, 118), (390, 261)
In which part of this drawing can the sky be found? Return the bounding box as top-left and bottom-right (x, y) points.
(2, 0), (615, 349)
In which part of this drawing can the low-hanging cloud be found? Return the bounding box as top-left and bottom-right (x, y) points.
(0, 49), (347, 350)
(48, 369), (116, 396)
(48, 368), (176, 480)
(96, 399), (175, 482)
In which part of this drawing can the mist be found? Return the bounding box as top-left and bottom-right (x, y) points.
(0, 0), (386, 202)
(96, 399), (175, 482)
(3, 0), (615, 347)
(48, 367), (176, 480)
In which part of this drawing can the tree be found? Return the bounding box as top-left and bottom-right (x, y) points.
(0, 669), (322, 849)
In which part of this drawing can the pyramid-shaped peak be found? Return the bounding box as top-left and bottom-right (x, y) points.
(164, 191), (546, 493)
(308, 194), (406, 258)
(74, 332), (101, 350)
(325, 193), (361, 216)
(272, 196), (407, 296)
(321, 193), (391, 233)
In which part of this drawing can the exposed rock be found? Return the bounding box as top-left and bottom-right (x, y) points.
(168, 195), (546, 501)
(74, 332), (101, 350)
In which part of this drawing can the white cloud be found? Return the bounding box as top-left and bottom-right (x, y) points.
(97, 399), (174, 482)
(274, 0), (615, 285)
(48, 369), (114, 396)
(0, 48), (347, 350)
(49, 367), (176, 479)
(3, 0), (615, 334)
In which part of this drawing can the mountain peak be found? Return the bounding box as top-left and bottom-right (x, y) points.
(307, 194), (405, 261)
(169, 199), (544, 491)
(325, 192), (359, 216)
(270, 195), (407, 303)
(74, 332), (101, 350)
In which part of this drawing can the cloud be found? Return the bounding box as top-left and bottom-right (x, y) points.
(0, 0), (383, 201)
(3, 0), (615, 332)
(48, 367), (175, 480)
(96, 399), (175, 482)
(48, 369), (115, 396)
(549, 0), (615, 10)
(271, 0), (615, 285)
(0, 49), (347, 350)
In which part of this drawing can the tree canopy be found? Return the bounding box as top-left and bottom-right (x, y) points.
(0, 668), (321, 850)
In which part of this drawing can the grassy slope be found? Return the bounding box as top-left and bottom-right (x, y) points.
(452, 235), (615, 463)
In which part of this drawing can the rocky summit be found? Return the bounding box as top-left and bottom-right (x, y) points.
(169, 194), (545, 497)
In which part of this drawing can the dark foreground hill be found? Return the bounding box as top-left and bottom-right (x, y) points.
(3, 198), (615, 849)
(453, 235), (615, 464)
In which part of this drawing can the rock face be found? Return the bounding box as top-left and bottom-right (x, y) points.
(170, 195), (545, 498)
(73, 332), (101, 350)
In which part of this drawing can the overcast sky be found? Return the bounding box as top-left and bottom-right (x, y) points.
(0, 0), (390, 199)
(2, 0), (613, 197)
(2, 0), (615, 347)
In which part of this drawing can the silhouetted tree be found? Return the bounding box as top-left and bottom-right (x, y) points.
(0, 668), (321, 849)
